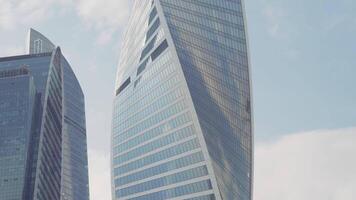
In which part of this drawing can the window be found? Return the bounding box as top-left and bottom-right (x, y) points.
(34, 39), (43, 53)
(134, 76), (142, 88)
(148, 7), (157, 25)
(116, 77), (131, 96)
(140, 35), (157, 61)
(146, 18), (160, 42)
(151, 40), (168, 61)
(137, 58), (149, 76)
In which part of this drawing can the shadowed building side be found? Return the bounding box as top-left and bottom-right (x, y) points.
(159, 0), (253, 199)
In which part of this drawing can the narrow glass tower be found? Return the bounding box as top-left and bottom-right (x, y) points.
(0, 29), (90, 200)
(111, 1), (253, 199)
(0, 48), (64, 200)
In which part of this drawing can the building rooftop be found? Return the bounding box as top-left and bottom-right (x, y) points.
(0, 66), (30, 78)
(0, 52), (52, 62)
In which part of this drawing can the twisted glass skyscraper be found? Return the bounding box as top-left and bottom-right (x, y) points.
(111, 1), (253, 199)
(0, 29), (89, 200)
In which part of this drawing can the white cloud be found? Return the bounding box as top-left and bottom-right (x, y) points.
(75, 0), (131, 45)
(0, 0), (131, 44)
(0, 0), (70, 30)
(88, 149), (112, 200)
(262, 6), (282, 37)
(255, 127), (356, 200)
(262, 4), (299, 42)
(96, 31), (115, 46)
(0, 0), (13, 30)
(0, 45), (25, 57)
(262, 5), (286, 38)
(75, 0), (130, 30)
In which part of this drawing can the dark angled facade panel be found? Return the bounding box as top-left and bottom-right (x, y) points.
(159, 0), (253, 199)
(61, 56), (90, 200)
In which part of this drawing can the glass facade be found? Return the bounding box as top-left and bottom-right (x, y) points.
(0, 50), (63, 200)
(111, 1), (213, 200)
(111, 0), (253, 200)
(61, 57), (90, 200)
(32, 48), (63, 200)
(0, 29), (89, 200)
(0, 68), (36, 200)
(159, 0), (253, 199)
(27, 29), (90, 200)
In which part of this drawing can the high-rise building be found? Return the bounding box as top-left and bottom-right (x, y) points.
(111, 1), (253, 200)
(0, 29), (90, 200)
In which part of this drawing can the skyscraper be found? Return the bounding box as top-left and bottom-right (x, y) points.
(111, 1), (253, 200)
(0, 29), (90, 200)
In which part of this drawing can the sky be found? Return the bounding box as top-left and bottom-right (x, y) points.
(0, 0), (355, 199)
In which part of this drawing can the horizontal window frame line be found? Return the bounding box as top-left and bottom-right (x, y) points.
(114, 152), (206, 187)
(113, 135), (198, 168)
(115, 85), (185, 128)
(113, 109), (191, 145)
(119, 55), (175, 105)
(117, 51), (173, 101)
(114, 98), (186, 137)
(115, 70), (178, 117)
(114, 54), (175, 114)
(169, 190), (215, 200)
(115, 162), (207, 189)
(114, 83), (184, 129)
(114, 122), (194, 156)
(114, 95), (185, 132)
(113, 126), (197, 165)
(113, 149), (203, 179)
(118, 176), (212, 200)
(116, 165), (209, 197)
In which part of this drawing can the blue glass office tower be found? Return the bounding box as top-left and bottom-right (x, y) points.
(0, 67), (37, 200)
(0, 29), (89, 200)
(111, 1), (253, 200)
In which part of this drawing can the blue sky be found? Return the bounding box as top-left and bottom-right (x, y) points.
(0, 0), (355, 199)
(248, 0), (356, 141)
